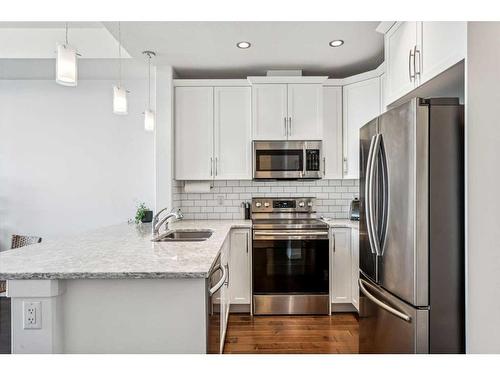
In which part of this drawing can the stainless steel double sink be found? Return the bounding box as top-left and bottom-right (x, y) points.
(152, 229), (213, 242)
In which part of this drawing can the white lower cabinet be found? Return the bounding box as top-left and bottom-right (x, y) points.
(330, 226), (360, 311)
(330, 228), (352, 304)
(219, 236), (230, 353)
(229, 229), (251, 305)
(351, 228), (360, 311)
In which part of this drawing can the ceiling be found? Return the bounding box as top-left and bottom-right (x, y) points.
(105, 21), (384, 78)
(0, 21), (384, 79)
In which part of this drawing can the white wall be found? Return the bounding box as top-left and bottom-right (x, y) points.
(466, 22), (500, 353)
(0, 79), (154, 250)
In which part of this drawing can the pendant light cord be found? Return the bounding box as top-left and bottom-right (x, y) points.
(65, 22), (68, 46)
(148, 54), (151, 109)
(118, 22), (122, 88)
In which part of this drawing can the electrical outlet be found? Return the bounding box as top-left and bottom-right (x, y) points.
(23, 301), (42, 329)
(217, 195), (224, 205)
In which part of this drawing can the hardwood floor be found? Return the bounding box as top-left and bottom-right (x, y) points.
(0, 298), (11, 354)
(224, 313), (359, 354)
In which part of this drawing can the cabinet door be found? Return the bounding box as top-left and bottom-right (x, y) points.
(174, 87), (214, 180)
(419, 22), (466, 85)
(385, 21), (418, 105)
(343, 77), (380, 179)
(214, 87), (252, 180)
(330, 228), (352, 304)
(287, 84), (323, 140)
(220, 237), (231, 353)
(229, 229), (251, 305)
(252, 84), (288, 140)
(322, 86), (343, 179)
(351, 228), (360, 311)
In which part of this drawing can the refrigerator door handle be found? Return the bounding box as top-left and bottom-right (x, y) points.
(365, 134), (377, 255)
(369, 134), (383, 256)
(378, 134), (389, 256)
(359, 279), (412, 322)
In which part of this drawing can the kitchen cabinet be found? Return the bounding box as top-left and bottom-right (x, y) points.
(214, 87), (252, 180)
(322, 86), (343, 179)
(229, 229), (251, 305)
(385, 21), (418, 105)
(175, 86), (252, 180)
(330, 228), (352, 304)
(419, 22), (466, 85)
(252, 83), (323, 140)
(174, 86), (214, 180)
(286, 84), (323, 140)
(342, 77), (381, 179)
(384, 21), (466, 105)
(351, 228), (360, 311)
(219, 236), (231, 353)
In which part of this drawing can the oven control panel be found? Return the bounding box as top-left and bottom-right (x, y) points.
(252, 197), (315, 213)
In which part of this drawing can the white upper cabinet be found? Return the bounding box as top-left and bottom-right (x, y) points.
(419, 22), (466, 85)
(330, 228), (352, 304)
(252, 84), (288, 140)
(175, 85), (252, 181)
(214, 87), (252, 180)
(252, 83), (323, 140)
(343, 77), (381, 179)
(286, 84), (323, 140)
(322, 86), (343, 179)
(175, 87), (214, 180)
(229, 229), (251, 305)
(385, 21), (418, 105)
(384, 21), (466, 105)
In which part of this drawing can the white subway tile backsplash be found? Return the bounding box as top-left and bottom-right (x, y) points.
(172, 179), (358, 220)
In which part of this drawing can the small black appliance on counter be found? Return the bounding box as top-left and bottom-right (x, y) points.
(349, 198), (360, 221)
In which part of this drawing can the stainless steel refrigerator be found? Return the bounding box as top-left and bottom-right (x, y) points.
(358, 98), (465, 354)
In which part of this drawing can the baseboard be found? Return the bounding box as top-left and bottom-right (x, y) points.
(331, 303), (357, 313)
(230, 304), (251, 313)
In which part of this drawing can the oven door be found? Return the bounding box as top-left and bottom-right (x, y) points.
(252, 230), (329, 294)
(253, 141), (304, 179)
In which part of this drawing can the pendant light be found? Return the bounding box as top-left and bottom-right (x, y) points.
(142, 50), (156, 132)
(56, 22), (78, 86)
(113, 22), (128, 115)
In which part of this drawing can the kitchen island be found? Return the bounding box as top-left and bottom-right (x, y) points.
(0, 220), (251, 354)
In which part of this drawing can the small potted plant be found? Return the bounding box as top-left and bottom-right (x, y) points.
(135, 203), (153, 223)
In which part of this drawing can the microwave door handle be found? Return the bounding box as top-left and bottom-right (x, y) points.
(365, 135), (377, 255)
(359, 279), (411, 322)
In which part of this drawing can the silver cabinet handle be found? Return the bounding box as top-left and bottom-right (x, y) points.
(210, 157), (213, 177)
(413, 45), (421, 79)
(323, 157), (326, 175)
(224, 264), (229, 287)
(359, 279), (411, 322)
(408, 48), (415, 82)
(288, 117), (292, 136)
(246, 231), (249, 253)
(215, 157), (218, 176)
(343, 157), (348, 175)
(284, 117), (287, 137)
(332, 232), (336, 252)
(209, 264), (227, 296)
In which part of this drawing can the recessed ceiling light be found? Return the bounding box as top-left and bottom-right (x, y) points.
(329, 40), (344, 47)
(237, 41), (251, 49)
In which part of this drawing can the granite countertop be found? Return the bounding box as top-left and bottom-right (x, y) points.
(320, 218), (360, 230)
(0, 220), (251, 280)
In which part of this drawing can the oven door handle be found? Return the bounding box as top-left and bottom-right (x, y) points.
(253, 230), (329, 240)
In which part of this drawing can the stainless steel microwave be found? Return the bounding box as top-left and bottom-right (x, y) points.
(253, 141), (323, 179)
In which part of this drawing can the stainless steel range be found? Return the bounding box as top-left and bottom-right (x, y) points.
(251, 197), (330, 315)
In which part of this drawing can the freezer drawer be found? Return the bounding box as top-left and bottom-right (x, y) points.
(359, 274), (429, 354)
